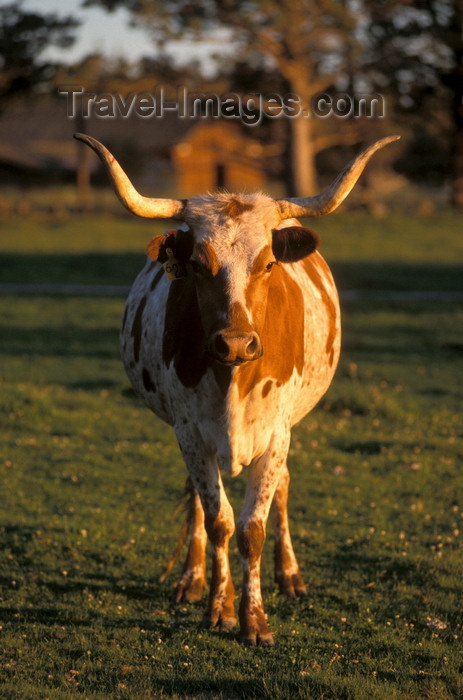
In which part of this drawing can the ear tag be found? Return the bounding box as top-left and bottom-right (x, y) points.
(163, 247), (188, 281)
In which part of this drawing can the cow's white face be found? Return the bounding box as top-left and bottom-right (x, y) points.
(147, 193), (320, 366)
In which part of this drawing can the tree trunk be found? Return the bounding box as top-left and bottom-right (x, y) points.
(289, 113), (318, 196)
(450, 2), (463, 210)
(450, 124), (463, 210)
(75, 114), (91, 210)
(278, 63), (322, 197)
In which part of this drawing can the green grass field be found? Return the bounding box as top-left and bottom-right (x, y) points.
(0, 208), (462, 699)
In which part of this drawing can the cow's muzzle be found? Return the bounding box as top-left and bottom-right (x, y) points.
(208, 331), (262, 366)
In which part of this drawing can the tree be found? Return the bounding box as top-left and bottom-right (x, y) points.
(0, 1), (79, 107)
(83, 0), (362, 196)
(364, 0), (463, 209)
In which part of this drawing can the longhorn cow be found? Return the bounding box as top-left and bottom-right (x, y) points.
(74, 132), (399, 646)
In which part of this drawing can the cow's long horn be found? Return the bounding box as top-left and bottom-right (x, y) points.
(277, 135), (400, 219)
(74, 133), (186, 219)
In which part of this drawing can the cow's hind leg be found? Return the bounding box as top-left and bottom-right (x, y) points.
(271, 464), (307, 598)
(173, 478), (208, 603)
(179, 433), (237, 632)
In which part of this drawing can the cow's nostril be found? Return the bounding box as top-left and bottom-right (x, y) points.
(245, 334), (259, 357)
(213, 333), (230, 359)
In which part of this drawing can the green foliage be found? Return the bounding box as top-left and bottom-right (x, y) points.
(0, 1), (78, 102)
(0, 211), (462, 698)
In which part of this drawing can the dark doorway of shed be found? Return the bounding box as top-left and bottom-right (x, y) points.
(216, 163), (226, 189)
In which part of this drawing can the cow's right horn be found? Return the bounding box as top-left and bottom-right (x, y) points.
(277, 135), (400, 219)
(74, 133), (186, 220)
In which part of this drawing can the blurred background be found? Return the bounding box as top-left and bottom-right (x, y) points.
(0, 0), (462, 215)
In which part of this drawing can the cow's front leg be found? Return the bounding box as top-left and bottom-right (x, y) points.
(236, 439), (289, 647)
(179, 435), (237, 632)
(271, 464), (307, 599)
(173, 478), (208, 603)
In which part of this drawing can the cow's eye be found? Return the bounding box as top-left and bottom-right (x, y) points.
(265, 261), (276, 272)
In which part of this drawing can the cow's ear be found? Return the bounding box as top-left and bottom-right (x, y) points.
(147, 228), (194, 263)
(272, 226), (320, 263)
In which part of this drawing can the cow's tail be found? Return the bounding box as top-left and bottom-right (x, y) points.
(159, 477), (195, 583)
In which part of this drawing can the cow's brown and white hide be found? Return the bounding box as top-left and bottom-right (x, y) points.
(120, 193), (340, 646)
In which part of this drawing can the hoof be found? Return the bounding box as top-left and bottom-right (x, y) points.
(287, 587), (308, 600)
(277, 573), (308, 599)
(173, 574), (206, 604)
(241, 631), (275, 647)
(202, 614), (237, 632)
(220, 616), (238, 632)
(259, 632), (275, 647)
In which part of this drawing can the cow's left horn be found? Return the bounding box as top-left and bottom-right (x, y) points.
(277, 135), (400, 219)
(74, 133), (186, 219)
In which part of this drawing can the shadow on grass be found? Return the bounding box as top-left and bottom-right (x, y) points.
(330, 261), (463, 293)
(0, 567), (181, 632)
(2, 325), (120, 358)
(1, 253), (462, 291)
(330, 546), (432, 588)
(0, 253), (145, 286)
